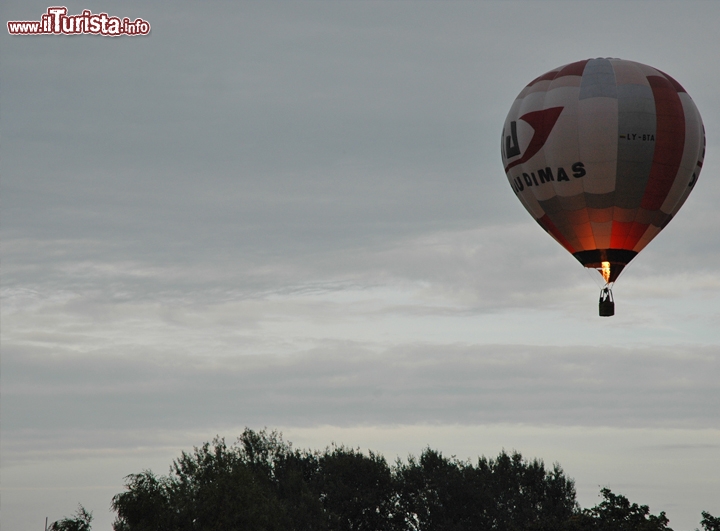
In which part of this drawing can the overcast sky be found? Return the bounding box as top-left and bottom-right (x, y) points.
(2, 1), (719, 530)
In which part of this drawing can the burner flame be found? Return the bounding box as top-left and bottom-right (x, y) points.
(601, 261), (611, 284)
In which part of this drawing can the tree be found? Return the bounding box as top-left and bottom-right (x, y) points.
(566, 488), (672, 531)
(113, 429), (407, 531)
(112, 432), (296, 531)
(49, 505), (93, 531)
(108, 428), (697, 531)
(396, 448), (485, 531)
(111, 470), (177, 531)
(396, 448), (577, 531)
(699, 511), (720, 531)
(316, 445), (401, 531)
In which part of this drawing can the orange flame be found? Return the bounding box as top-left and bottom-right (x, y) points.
(601, 261), (611, 284)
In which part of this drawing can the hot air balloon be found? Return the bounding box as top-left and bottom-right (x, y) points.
(500, 58), (705, 316)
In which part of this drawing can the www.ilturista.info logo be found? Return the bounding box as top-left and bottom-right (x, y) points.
(7, 6), (150, 36)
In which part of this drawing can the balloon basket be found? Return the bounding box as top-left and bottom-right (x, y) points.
(598, 287), (615, 317)
(599, 299), (615, 317)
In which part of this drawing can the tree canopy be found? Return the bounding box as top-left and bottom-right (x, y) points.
(50, 429), (716, 531)
(49, 505), (93, 531)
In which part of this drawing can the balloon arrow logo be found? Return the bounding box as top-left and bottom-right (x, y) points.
(504, 106), (564, 172)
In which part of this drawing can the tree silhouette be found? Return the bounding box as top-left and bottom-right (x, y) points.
(700, 511), (720, 531)
(102, 429), (712, 531)
(49, 505), (93, 531)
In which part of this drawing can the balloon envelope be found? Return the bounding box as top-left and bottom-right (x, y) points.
(501, 58), (705, 282)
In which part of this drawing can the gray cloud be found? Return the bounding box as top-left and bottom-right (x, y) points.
(4, 1), (719, 264)
(3, 342), (718, 465)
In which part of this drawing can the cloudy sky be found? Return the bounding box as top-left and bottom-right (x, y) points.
(2, 1), (719, 529)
